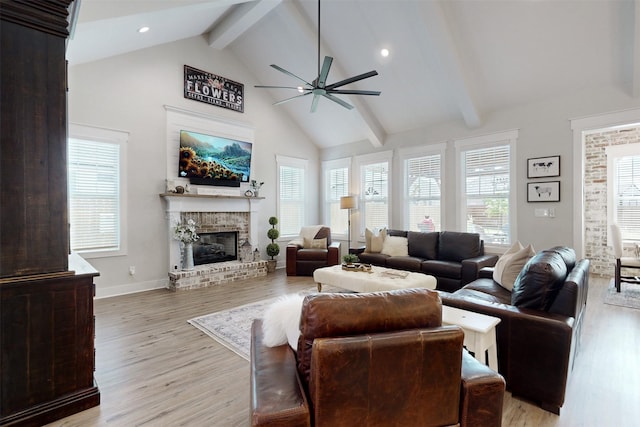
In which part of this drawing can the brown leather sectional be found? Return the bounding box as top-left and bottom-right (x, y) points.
(357, 230), (499, 292)
(439, 246), (589, 414)
(250, 289), (505, 426)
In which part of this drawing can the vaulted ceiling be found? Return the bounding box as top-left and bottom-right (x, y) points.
(67, 0), (640, 148)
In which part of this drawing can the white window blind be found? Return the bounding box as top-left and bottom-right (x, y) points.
(613, 155), (640, 240)
(361, 161), (389, 230)
(279, 163), (305, 236)
(406, 154), (441, 232)
(325, 165), (349, 234)
(68, 138), (121, 253)
(462, 144), (511, 245)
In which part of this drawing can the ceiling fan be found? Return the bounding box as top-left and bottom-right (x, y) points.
(255, 0), (381, 113)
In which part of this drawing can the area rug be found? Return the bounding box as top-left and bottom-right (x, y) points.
(187, 286), (342, 360)
(603, 279), (640, 310)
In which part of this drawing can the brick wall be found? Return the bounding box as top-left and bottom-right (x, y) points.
(584, 126), (640, 276)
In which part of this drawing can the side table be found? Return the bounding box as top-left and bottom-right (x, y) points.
(349, 246), (366, 255)
(442, 305), (500, 371)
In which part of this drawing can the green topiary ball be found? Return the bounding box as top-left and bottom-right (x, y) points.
(267, 228), (280, 240)
(268, 216), (278, 226)
(266, 243), (280, 257)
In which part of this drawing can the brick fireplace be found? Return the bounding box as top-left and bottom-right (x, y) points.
(160, 193), (266, 290)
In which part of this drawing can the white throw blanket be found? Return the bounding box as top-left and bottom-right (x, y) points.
(288, 225), (324, 247)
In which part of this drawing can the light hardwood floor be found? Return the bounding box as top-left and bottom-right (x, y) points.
(46, 271), (639, 427)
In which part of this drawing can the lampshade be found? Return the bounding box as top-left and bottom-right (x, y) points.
(340, 195), (356, 210)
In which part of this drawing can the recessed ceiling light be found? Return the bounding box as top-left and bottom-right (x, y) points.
(138, 27), (150, 33)
(380, 48), (390, 57)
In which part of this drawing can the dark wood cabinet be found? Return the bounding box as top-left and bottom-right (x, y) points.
(0, 256), (100, 426)
(0, 0), (70, 278)
(0, 1), (101, 425)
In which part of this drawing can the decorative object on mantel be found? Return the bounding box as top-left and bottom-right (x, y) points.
(174, 219), (199, 271)
(253, 248), (261, 262)
(266, 216), (280, 273)
(250, 179), (264, 197)
(241, 240), (253, 263)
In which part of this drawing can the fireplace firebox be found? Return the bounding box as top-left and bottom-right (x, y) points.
(193, 231), (238, 265)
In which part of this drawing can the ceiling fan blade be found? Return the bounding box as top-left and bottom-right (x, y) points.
(255, 85), (310, 90)
(323, 93), (354, 110)
(328, 89), (381, 96)
(316, 56), (333, 88)
(311, 94), (321, 113)
(325, 70), (379, 90)
(273, 92), (311, 106)
(270, 64), (313, 87)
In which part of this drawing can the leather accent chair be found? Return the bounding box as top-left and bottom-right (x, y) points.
(250, 288), (505, 427)
(286, 226), (340, 276)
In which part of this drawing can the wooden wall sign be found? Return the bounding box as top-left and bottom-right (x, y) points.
(184, 65), (244, 112)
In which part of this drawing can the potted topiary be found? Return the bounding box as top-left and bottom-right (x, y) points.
(342, 253), (360, 265)
(266, 216), (280, 273)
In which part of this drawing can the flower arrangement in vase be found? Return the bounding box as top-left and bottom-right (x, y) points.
(174, 218), (199, 270)
(250, 180), (264, 197)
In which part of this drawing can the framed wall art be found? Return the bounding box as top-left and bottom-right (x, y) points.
(184, 65), (244, 113)
(527, 181), (560, 202)
(527, 155), (560, 178)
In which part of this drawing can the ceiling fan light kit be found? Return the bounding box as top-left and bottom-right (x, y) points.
(255, 0), (380, 112)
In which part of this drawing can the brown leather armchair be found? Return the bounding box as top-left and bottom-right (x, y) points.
(286, 226), (340, 276)
(250, 288), (505, 427)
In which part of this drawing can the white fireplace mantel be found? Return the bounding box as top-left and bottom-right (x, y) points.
(160, 193), (263, 271)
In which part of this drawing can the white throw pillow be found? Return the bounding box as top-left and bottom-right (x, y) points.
(493, 242), (536, 291)
(261, 294), (305, 350)
(365, 228), (387, 253)
(381, 236), (409, 257)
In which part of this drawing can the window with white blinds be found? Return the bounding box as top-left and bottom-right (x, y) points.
(277, 156), (307, 237)
(404, 153), (442, 232)
(359, 155), (390, 232)
(455, 131), (517, 247)
(607, 143), (640, 241)
(68, 125), (127, 256)
(461, 144), (511, 245)
(322, 159), (350, 235)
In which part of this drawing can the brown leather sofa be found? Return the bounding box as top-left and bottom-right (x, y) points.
(439, 246), (589, 414)
(250, 288), (505, 426)
(358, 230), (499, 292)
(286, 226), (340, 276)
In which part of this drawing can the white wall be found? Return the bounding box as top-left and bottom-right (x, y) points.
(321, 85), (640, 253)
(68, 36), (319, 298)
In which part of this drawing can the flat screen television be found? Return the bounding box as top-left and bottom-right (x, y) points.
(179, 130), (252, 187)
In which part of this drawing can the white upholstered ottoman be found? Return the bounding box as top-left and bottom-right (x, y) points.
(313, 264), (437, 293)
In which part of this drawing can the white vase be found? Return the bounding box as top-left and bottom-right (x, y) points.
(183, 242), (194, 271)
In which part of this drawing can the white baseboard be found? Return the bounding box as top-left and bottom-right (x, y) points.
(95, 278), (169, 299)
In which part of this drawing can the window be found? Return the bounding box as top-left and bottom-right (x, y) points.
(356, 151), (392, 234)
(68, 124), (127, 257)
(607, 143), (640, 241)
(401, 145), (445, 232)
(277, 155), (307, 237)
(322, 158), (350, 235)
(456, 130), (517, 247)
